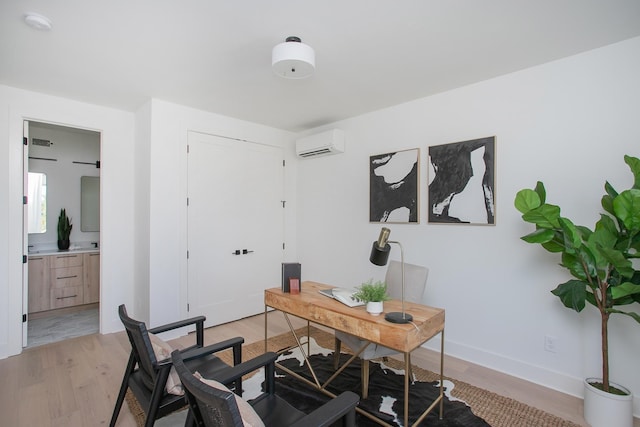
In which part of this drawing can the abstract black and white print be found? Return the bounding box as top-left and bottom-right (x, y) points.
(370, 148), (419, 223)
(428, 137), (495, 224)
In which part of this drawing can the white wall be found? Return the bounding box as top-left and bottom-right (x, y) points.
(27, 123), (100, 248)
(0, 85), (136, 358)
(142, 100), (297, 328)
(133, 102), (152, 323)
(296, 36), (640, 412)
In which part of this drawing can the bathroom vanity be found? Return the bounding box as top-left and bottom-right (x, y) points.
(28, 249), (100, 314)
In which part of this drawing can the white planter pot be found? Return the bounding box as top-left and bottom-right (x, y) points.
(366, 301), (384, 316)
(583, 378), (633, 427)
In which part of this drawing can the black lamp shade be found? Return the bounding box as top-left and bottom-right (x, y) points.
(370, 242), (391, 266)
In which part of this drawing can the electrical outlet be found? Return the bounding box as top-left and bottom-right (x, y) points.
(544, 335), (558, 353)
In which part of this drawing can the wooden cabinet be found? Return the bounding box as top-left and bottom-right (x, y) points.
(28, 251), (100, 313)
(83, 252), (100, 304)
(50, 254), (84, 309)
(28, 256), (50, 313)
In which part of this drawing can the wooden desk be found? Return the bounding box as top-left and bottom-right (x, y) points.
(264, 281), (445, 427)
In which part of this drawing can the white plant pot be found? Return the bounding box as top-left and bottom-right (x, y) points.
(366, 301), (384, 316)
(583, 378), (633, 427)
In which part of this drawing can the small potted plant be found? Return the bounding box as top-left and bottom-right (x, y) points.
(57, 208), (72, 250)
(354, 279), (390, 315)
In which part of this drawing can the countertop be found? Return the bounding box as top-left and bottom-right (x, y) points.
(28, 248), (100, 256)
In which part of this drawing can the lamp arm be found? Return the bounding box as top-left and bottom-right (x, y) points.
(388, 240), (405, 316)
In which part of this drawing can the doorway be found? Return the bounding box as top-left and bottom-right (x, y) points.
(24, 121), (101, 348)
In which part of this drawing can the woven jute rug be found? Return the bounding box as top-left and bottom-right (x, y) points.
(126, 326), (581, 427)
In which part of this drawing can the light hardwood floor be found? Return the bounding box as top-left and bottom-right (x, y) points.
(1, 311), (637, 426)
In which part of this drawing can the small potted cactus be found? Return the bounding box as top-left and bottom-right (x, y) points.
(57, 208), (72, 250)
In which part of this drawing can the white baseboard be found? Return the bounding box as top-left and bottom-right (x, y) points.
(422, 337), (640, 419)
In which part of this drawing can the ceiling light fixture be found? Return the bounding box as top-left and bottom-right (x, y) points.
(272, 36), (315, 79)
(24, 12), (53, 31)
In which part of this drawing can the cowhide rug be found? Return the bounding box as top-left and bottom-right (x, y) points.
(240, 335), (490, 427)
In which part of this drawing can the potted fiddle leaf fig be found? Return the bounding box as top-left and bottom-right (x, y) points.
(57, 208), (72, 250)
(354, 280), (390, 316)
(514, 155), (640, 427)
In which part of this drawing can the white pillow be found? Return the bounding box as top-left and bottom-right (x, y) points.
(148, 332), (183, 396)
(194, 372), (265, 427)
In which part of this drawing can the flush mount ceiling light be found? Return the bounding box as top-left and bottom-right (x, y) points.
(272, 36), (315, 79)
(24, 12), (53, 31)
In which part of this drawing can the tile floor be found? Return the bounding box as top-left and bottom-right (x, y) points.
(27, 307), (99, 348)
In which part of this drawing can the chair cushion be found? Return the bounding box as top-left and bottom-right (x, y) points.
(148, 332), (183, 396)
(195, 372), (265, 427)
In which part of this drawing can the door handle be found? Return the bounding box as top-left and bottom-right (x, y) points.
(232, 249), (254, 255)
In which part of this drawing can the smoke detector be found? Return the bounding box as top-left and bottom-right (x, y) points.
(24, 13), (52, 31)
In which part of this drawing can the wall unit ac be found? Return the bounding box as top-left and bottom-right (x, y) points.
(296, 129), (345, 158)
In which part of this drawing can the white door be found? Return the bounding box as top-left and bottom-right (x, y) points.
(187, 131), (284, 327)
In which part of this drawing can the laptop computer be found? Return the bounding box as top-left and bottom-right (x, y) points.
(318, 288), (365, 307)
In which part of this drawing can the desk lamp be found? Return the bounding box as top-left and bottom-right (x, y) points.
(369, 227), (411, 324)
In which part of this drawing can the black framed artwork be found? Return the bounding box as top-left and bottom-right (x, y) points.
(369, 148), (419, 223)
(428, 136), (495, 225)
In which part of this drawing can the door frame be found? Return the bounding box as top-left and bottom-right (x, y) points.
(22, 121), (29, 344)
(21, 119), (103, 348)
(185, 130), (286, 325)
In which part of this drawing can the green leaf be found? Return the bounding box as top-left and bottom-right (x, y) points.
(608, 308), (640, 324)
(599, 246), (634, 278)
(541, 240), (564, 252)
(514, 189), (541, 214)
(522, 204), (561, 228)
(594, 214), (618, 243)
(561, 250), (592, 281)
(624, 155), (640, 189)
(611, 282), (640, 299)
(604, 180), (619, 198)
(602, 181), (619, 216)
(613, 189), (640, 231)
(558, 217), (582, 252)
(521, 228), (555, 244)
(576, 225), (594, 241)
(534, 181), (546, 204)
(588, 223), (618, 274)
(551, 280), (587, 312)
(601, 194), (615, 216)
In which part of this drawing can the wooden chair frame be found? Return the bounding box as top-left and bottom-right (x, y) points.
(110, 304), (243, 427)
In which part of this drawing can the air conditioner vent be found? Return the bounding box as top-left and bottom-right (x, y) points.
(32, 138), (51, 147)
(295, 129), (345, 159)
(298, 148), (332, 158)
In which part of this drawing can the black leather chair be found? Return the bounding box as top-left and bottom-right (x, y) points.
(110, 304), (244, 427)
(172, 348), (359, 427)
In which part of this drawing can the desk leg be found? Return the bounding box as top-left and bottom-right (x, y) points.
(410, 329), (446, 426)
(307, 319), (310, 356)
(264, 305), (268, 353)
(439, 328), (445, 419)
(404, 352), (410, 427)
(282, 313), (322, 388)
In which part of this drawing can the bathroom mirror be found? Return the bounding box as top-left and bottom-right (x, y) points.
(27, 172), (47, 234)
(81, 176), (100, 232)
